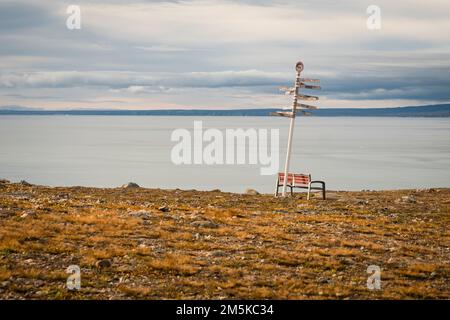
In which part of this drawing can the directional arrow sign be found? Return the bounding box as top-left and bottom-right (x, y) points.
(299, 83), (321, 90)
(270, 111), (294, 118)
(296, 103), (318, 110)
(279, 87), (295, 95)
(297, 94), (319, 101)
(299, 78), (320, 83)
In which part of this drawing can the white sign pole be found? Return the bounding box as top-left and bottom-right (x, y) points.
(282, 62), (303, 197)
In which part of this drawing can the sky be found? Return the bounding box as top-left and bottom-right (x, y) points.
(1, 0), (450, 110)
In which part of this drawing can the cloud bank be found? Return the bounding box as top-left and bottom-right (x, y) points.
(0, 0), (449, 109)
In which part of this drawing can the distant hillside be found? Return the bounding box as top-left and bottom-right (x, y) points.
(310, 104), (450, 117)
(0, 104), (449, 117)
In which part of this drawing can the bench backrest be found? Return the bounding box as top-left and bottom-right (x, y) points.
(278, 172), (311, 186)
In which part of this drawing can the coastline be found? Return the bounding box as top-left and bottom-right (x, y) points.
(0, 180), (449, 299)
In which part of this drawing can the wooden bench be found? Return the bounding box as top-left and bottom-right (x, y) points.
(275, 172), (326, 200)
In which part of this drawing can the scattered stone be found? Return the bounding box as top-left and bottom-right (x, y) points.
(399, 195), (417, 203)
(245, 188), (260, 195)
(354, 199), (369, 205)
(33, 205), (51, 212)
(121, 182), (140, 189)
(95, 259), (112, 269)
(55, 193), (70, 200)
(128, 210), (152, 220)
(210, 250), (227, 257)
(35, 280), (45, 287)
(158, 205), (169, 212)
(318, 277), (332, 284)
(20, 211), (37, 218)
(273, 209), (289, 214)
(210, 189), (221, 193)
(0, 209), (16, 219)
(0, 179), (10, 184)
(324, 193), (341, 200)
(191, 220), (219, 228)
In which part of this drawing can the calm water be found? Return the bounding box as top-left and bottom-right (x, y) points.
(0, 116), (449, 193)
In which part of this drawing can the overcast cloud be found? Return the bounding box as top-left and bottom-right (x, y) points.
(1, 0), (449, 109)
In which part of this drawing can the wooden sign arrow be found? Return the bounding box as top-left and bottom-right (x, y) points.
(279, 86), (295, 95)
(297, 94), (319, 101)
(296, 103), (318, 110)
(299, 78), (320, 83)
(299, 83), (321, 90)
(270, 111), (295, 118)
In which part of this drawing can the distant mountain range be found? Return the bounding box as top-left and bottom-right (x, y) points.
(1, 104), (449, 117)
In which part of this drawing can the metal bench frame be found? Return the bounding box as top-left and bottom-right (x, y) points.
(275, 173), (326, 200)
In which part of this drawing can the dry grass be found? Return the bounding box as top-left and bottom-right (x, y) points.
(0, 180), (449, 299)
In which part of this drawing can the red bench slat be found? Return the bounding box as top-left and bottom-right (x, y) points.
(278, 172), (310, 185)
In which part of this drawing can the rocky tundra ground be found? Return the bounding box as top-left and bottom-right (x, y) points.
(0, 179), (448, 299)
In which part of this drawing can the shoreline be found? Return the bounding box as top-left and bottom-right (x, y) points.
(1, 179), (448, 195)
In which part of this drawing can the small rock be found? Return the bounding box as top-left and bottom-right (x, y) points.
(210, 189), (221, 193)
(210, 250), (227, 257)
(20, 211), (37, 218)
(245, 188), (260, 195)
(19, 180), (32, 186)
(95, 259), (112, 269)
(191, 220), (219, 228)
(318, 278), (332, 284)
(158, 206), (169, 212)
(324, 193), (340, 200)
(35, 280), (45, 287)
(401, 195), (417, 203)
(121, 182), (140, 189)
(129, 210), (152, 220)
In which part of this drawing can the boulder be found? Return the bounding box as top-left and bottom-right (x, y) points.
(245, 188), (260, 195)
(121, 182), (140, 189)
(95, 259), (112, 269)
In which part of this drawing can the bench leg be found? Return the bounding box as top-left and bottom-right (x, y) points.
(322, 182), (326, 200)
(274, 180), (279, 197)
(290, 186), (293, 197)
(307, 184), (311, 200)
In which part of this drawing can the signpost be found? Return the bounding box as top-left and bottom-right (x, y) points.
(271, 61), (321, 197)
